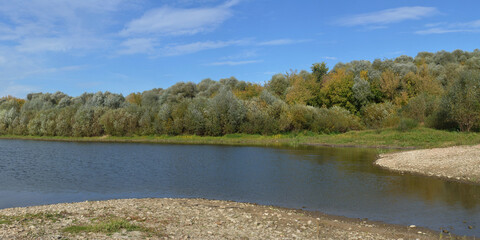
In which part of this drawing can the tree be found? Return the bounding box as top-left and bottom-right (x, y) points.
(318, 68), (356, 113)
(352, 76), (372, 109)
(311, 62), (328, 82)
(443, 70), (480, 131)
(204, 88), (245, 135)
(379, 69), (401, 101)
(285, 71), (316, 105)
(266, 74), (289, 98)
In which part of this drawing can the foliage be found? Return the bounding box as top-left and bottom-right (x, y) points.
(318, 68), (356, 112)
(439, 70), (480, 131)
(311, 62), (329, 82)
(400, 93), (439, 123)
(1, 49), (480, 137)
(397, 118), (419, 132)
(285, 71), (317, 105)
(361, 102), (398, 129)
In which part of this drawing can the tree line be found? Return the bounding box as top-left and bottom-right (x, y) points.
(1, 49), (480, 137)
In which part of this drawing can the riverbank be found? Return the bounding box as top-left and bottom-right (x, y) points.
(376, 144), (480, 183)
(1, 127), (480, 149)
(0, 198), (446, 239)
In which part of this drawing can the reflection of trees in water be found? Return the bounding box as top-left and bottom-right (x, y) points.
(281, 145), (480, 210)
(279, 146), (378, 167)
(385, 173), (480, 209)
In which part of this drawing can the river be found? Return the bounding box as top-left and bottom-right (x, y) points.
(0, 139), (479, 236)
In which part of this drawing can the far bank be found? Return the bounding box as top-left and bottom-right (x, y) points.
(1, 127), (480, 150)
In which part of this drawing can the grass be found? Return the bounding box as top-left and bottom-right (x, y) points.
(0, 218), (12, 225)
(301, 127), (480, 149)
(0, 212), (66, 225)
(1, 127), (480, 149)
(63, 219), (156, 236)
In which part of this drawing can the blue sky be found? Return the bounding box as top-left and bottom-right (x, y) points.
(1, 0), (479, 98)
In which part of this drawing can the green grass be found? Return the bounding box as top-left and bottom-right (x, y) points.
(0, 212), (66, 225)
(63, 219), (153, 235)
(0, 218), (12, 225)
(301, 127), (480, 149)
(1, 127), (480, 149)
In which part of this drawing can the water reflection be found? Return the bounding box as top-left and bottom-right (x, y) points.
(386, 176), (480, 209)
(289, 146), (480, 210)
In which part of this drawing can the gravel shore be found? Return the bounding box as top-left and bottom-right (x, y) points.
(0, 198), (440, 239)
(375, 144), (480, 183)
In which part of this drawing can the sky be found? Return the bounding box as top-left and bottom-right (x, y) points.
(1, 0), (479, 98)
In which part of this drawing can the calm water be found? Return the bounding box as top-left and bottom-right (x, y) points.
(0, 139), (479, 236)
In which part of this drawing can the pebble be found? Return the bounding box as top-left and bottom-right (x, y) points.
(0, 198), (438, 239)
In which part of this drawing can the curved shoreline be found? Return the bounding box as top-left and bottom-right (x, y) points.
(0, 198), (443, 239)
(375, 144), (480, 184)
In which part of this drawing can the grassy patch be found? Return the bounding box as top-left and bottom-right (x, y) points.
(302, 127), (480, 149)
(0, 218), (12, 225)
(1, 127), (480, 149)
(63, 219), (155, 236)
(0, 212), (66, 225)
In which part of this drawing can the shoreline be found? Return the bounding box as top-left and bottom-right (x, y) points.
(2, 127), (480, 149)
(375, 144), (480, 184)
(0, 134), (418, 150)
(0, 198), (448, 239)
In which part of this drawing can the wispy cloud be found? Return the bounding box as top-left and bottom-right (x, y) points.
(207, 60), (262, 66)
(416, 19), (480, 34)
(161, 39), (248, 56)
(337, 6), (438, 27)
(117, 38), (158, 55)
(258, 39), (310, 46)
(220, 50), (258, 60)
(16, 36), (107, 53)
(0, 0), (127, 52)
(321, 56), (337, 60)
(120, 0), (239, 36)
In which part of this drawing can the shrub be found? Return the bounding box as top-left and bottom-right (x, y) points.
(397, 118), (419, 132)
(361, 102), (398, 129)
(401, 93), (439, 123)
(314, 106), (364, 133)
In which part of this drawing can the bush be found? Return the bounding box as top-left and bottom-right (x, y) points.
(397, 118), (418, 132)
(401, 93), (439, 123)
(361, 102), (398, 129)
(314, 106), (364, 133)
(431, 70), (480, 131)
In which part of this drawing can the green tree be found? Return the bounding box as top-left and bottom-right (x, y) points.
(443, 70), (480, 131)
(311, 62), (329, 82)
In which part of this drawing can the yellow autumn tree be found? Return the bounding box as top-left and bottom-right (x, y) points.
(285, 71), (316, 105)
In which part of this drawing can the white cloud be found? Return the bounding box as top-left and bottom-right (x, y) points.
(337, 6), (438, 27)
(220, 50), (258, 60)
(120, 0), (239, 36)
(118, 38), (158, 55)
(258, 39), (310, 46)
(321, 56), (337, 60)
(416, 19), (480, 34)
(161, 39), (248, 56)
(207, 60), (262, 66)
(263, 71), (278, 75)
(16, 37), (106, 53)
(117, 36), (310, 57)
(0, 0), (127, 52)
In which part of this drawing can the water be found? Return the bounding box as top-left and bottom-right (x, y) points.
(0, 139), (479, 236)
